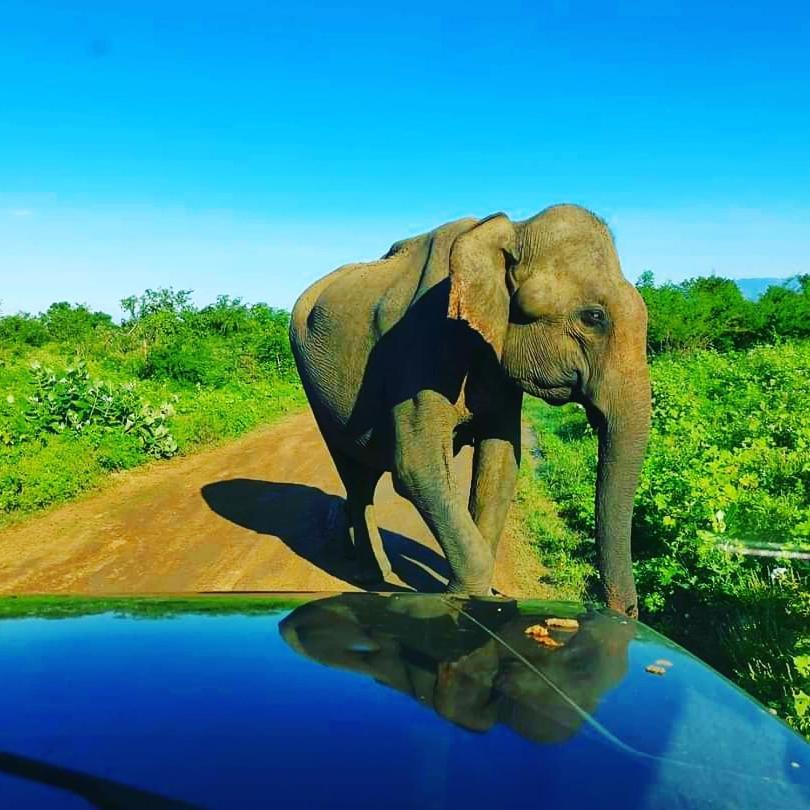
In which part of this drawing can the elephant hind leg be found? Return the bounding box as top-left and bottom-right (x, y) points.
(329, 448), (391, 584)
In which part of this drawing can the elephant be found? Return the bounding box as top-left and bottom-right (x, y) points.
(290, 204), (651, 615)
(279, 593), (635, 744)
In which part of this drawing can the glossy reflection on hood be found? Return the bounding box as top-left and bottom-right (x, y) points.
(279, 593), (634, 745)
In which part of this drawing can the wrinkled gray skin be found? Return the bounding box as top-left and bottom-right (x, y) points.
(290, 204), (651, 616)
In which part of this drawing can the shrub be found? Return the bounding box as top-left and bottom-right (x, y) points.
(25, 362), (178, 458)
(0, 291), (305, 529)
(140, 339), (229, 387)
(169, 380), (305, 450)
(0, 314), (48, 347)
(41, 302), (113, 343)
(197, 295), (251, 336)
(636, 271), (810, 353)
(756, 277), (810, 340)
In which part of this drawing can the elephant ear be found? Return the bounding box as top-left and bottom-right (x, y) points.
(448, 213), (518, 356)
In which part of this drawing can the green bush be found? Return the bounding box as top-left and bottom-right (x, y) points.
(25, 362), (178, 458)
(170, 381), (304, 450)
(8, 435), (103, 511)
(0, 392), (29, 448)
(41, 302), (113, 343)
(757, 277), (810, 340)
(115, 290), (297, 385)
(637, 271), (810, 353)
(0, 314), (48, 348)
(0, 290), (304, 525)
(140, 339), (230, 387)
(88, 427), (146, 471)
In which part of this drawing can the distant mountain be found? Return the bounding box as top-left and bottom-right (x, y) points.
(734, 277), (799, 301)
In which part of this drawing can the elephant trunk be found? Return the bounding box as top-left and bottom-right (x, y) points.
(588, 360), (651, 618)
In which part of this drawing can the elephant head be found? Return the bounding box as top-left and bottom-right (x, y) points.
(449, 205), (651, 616)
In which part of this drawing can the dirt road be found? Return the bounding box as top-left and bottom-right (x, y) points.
(0, 410), (546, 596)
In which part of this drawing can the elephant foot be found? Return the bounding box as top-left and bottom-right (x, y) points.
(338, 538), (390, 582)
(445, 553), (495, 597)
(603, 582), (639, 619)
(353, 555), (392, 586)
(445, 579), (494, 597)
(607, 598), (639, 619)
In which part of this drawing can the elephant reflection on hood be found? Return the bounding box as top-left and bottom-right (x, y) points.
(279, 594), (634, 744)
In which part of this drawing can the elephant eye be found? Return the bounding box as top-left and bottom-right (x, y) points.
(581, 308), (607, 327)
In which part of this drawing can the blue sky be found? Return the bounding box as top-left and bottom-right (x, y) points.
(1, 1), (808, 318)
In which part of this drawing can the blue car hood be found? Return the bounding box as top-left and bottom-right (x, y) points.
(0, 593), (807, 808)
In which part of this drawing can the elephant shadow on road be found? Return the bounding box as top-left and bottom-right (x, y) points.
(201, 479), (449, 592)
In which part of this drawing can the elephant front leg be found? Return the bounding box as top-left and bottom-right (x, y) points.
(468, 398), (522, 557)
(391, 395), (494, 595)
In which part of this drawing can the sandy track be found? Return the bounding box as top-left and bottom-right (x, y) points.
(0, 409), (546, 596)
